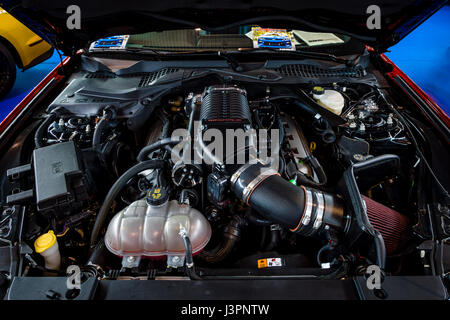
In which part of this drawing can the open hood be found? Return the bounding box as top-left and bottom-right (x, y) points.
(0, 0), (447, 56)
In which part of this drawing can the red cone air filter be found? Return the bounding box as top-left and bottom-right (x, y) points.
(363, 196), (410, 255)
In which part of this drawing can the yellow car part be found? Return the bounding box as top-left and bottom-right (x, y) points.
(0, 7), (53, 69)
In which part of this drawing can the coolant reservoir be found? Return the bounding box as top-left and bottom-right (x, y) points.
(312, 86), (345, 115)
(104, 195), (211, 260)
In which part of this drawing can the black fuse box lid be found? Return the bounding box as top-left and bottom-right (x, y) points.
(33, 141), (83, 211)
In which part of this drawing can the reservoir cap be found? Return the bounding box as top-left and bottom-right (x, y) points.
(312, 86), (325, 95)
(146, 186), (168, 206)
(34, 230), (57, 253)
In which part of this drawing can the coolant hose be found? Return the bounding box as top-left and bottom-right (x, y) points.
(159, 112), (170, 140)
(90, 159), (165, 248)
(231, 162), (344, 236)
(296, 155), (328, 188)
(180, 229), (202, 280)
(198, 215), (247, 264)
(92, 119), (108, 147)
(265, 228), (281, 251)
(87, 240), (108, 266)
(187, 96), (201, 139)
(136, 137), (183, 162)
(92, 106), (117, 148)
(292, 101), (336, 144)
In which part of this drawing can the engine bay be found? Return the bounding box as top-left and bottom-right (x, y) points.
(1, 59), (446, 291)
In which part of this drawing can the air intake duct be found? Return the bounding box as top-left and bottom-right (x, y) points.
(231, 162), (344, 236)
(363, 196), (410, 256)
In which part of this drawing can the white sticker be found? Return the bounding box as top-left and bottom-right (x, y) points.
(267, 258), (283, 267)
(293, 30), (344, 47)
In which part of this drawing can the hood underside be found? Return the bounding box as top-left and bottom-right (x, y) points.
(0, 0), (447, 55)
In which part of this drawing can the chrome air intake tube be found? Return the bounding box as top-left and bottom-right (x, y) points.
(231, 162), (345, 236)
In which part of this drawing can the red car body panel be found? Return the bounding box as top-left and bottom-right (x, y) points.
(0, 57), (69, 134)
(380, 53), (450, 129)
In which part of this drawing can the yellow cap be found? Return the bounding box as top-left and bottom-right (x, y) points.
(34, 230), (57, 253)
(312, 86), (325, 94)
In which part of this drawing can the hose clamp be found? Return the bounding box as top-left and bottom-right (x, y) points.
(301, 189), (314, 227)
(313, 192), (325, 230)
(230, 162), (253, 186)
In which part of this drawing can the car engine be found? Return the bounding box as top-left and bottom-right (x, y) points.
(2, 64), (440, 287)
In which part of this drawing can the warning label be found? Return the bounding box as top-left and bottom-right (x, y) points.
(257, 258), (283, 269)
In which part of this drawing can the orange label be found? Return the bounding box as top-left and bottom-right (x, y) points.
(257, 259), (268, 269)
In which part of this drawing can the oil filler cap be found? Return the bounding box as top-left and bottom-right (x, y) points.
(146, 187), (168, 206)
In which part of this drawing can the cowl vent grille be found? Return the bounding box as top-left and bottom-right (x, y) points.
(85, 73), (116, 79)
(138, 68), (180, 87)
(84, 68), (179, 86)
(276, 64), (366, 78)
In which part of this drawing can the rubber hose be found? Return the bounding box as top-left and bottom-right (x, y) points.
(199, 236), (239, 264)
(158, 112), (170, 140)
(198, 216), (246, 264)
(87, 240), (108, 266)
(265, 229), (281, 251)
(92, 106), (116, 148)
(187, 101), (201, 141)
(92, 118), (108, 147)
(34, 114), (57, 148)
(316, 243), (333, 266)
(317, 125), (336, 144)
(180, 233), (202, 280)
(181, 235), (194, 267)
(34, 107), (68, 148)
(293, 101), (336, 143)
(296, 156), (328, 188)
(90, 159), (165, 248)
(246, 209), (273, 226)
(136, 137), (182, 162)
